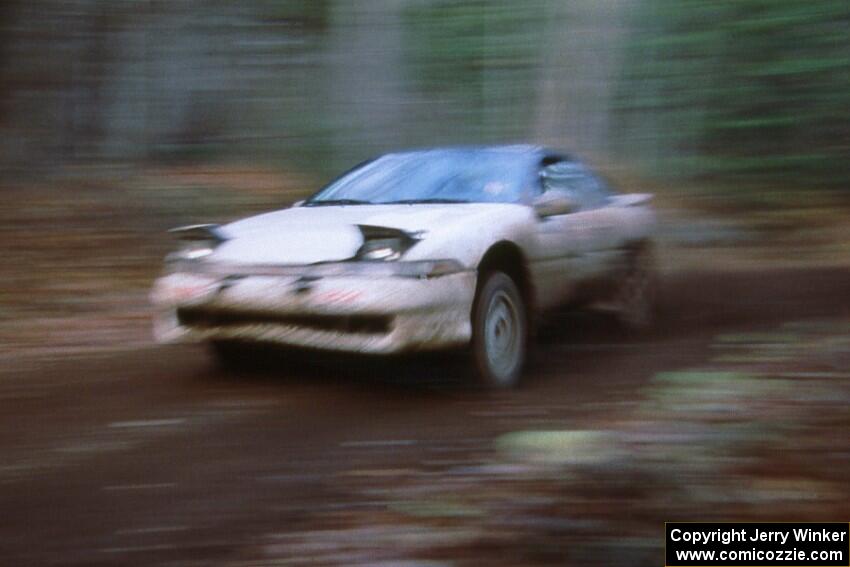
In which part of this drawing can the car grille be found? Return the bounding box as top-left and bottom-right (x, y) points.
(176, 308), (393, 335)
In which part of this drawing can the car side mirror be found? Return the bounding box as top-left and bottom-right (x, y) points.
(292, 200), (305, 208)
(533, 190), (577, 217)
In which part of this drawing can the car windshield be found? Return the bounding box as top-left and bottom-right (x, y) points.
(305, 151), (531, 205)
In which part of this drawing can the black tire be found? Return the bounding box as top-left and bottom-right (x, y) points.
(471, 271), (528, 388)
(613, 245), (658, 333)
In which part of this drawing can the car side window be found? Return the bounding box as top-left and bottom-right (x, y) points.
(575, 167), (612, 209)
(539, 160), (587, 210)
(539, 159), (612, 210)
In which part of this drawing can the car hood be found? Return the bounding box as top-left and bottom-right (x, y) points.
(212, 203), (521, 265)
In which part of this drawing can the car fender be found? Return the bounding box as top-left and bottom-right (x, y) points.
(401, 204), (539, 269)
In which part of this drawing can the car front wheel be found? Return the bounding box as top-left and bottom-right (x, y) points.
(471, 271), (528, 388)
(614, 246), (657, 332)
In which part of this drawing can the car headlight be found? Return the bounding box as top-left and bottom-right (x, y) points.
(355, 224), (421, 261)
(349, 224), (463, 277)
(357, 238), (405, 261)
(167, 241), (215, 262)
(306, 259), (466, 279)
(390, 259), (466, 278)
(163, 224), (229, 270)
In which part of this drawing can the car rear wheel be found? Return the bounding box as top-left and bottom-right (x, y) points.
(614, 246), (657, 332)
(471, 271), (527, 388)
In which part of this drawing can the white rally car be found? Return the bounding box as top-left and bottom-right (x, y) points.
(151, 146), (656, 387)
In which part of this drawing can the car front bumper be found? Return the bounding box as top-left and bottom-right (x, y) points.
(150, 269), (476, 354)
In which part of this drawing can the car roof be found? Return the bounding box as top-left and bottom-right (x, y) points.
(381, 144), (571, 163)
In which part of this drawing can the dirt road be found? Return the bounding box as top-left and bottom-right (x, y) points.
(1, 267), (848, 566)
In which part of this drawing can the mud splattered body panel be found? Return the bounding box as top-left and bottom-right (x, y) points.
(152, 271), (476, 353)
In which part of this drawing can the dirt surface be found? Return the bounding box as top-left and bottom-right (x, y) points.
(1, 265), (849, 566)
(2, 171), (849, 565)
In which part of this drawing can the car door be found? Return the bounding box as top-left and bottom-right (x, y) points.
(564, 163), (621, 280)
(529, 158), (618, 308)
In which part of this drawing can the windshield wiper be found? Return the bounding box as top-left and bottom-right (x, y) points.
(383, 198), (470, 204)
(304, 199), (373, 207)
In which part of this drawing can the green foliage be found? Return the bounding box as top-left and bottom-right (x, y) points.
(403, 0), (548, 141)
(617, 0), (850, 189)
